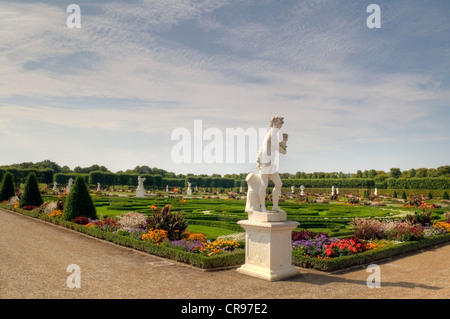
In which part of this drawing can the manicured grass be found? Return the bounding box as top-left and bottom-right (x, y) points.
(186, 225), (236, 240)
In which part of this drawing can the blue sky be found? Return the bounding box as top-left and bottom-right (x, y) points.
(0, 0), (449, 175)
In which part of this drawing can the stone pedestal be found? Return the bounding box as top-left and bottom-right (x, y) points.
(237, 211), (300, 281)
(135, 189), (145, 197)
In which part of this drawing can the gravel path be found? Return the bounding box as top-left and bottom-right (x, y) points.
(1, 208), (449, 299)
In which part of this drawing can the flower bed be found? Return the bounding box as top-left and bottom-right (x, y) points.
(0, 201), (244, 269)
(291, 217), (450, 271)
(2, 199), (449, 272)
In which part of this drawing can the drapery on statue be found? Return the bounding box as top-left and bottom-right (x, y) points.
(245, 116), (287, 213)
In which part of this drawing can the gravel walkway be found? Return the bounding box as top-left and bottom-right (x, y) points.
(1, 208), (449, 299)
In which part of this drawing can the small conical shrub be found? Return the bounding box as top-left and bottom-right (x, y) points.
(401, 190), (407, 200)
(443, 191), (449, 200)
(63, 176), (97, 221)
(20, 173), (43, 208)
(0, 172), (15, 201)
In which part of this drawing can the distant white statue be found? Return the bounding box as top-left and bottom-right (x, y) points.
(331, 185), (335, 196)
(97, 182), (101, 192)
(186, 182), (192, 195)
(166, 185), (169, 192)
(300, 185), (305, 196)
(374, 188), (378, 196)
(245, 116), (287, 213)
(66, 178), (73, 193)
(336, 188), (339, 195)
(52, 181), (57, 191)
(137, 176), (146, 190)
(136, 176), (146, 197)
(291, 186), (295, 194)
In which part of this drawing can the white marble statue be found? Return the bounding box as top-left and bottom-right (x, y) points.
(331, 185), (335, 196)
(245, 116), (287, 213)
(300, 185), (305, 196)
(52, 181), (57, 191)
(186, 182), (192, 195)
(66, 178), (73, 193)
(97, 182), (101, 192)
(166, 185), (169, 192)
(291, 186), (295, 194)
(136, 176), (146, 197)
(137, 176), (146, 190)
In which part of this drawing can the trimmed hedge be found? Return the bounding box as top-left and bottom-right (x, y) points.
(62, 176), (97, 221)
(0, 172), (15, 201)
(293, 234), (450, 272)
(20, 173), (43, 208)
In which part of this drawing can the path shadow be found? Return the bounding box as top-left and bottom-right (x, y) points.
(285, 271), (442, 291)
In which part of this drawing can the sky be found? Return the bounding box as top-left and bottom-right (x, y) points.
(0, 0), (449, 176)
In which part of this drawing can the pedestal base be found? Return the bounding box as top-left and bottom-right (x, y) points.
(237, 213), (300, 282)
(135, 189), (145, 197)
(237, 263), (300, 282)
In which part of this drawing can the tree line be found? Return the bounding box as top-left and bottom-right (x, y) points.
(0, 161), (449, 190)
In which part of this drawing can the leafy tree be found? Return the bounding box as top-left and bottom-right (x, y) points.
(408, 168), (417, 178)
(416, 168), (428, 178)
(20, 173), (43, 207)
(390, 168), (401, 179)
(0, 172), (15, 201)
(63, 176), (97, 221)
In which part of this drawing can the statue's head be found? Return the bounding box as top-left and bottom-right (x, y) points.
(270, 116), (284, 128)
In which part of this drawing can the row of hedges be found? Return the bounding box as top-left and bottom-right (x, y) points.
(4, 168), (449, 190)
(280, 177), (450, 190)
(56, 172), (237, 189)
(293, 234), (450, 272)
(0, 168), (54, 185)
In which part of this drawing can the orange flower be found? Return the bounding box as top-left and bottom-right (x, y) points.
(182, 199), (186, 203)
(150, 205), (156, 210)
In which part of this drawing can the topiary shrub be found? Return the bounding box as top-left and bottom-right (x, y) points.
(0, 172), (15, 201)
(20, 173), (43, 208)
(63, 176), (97, 221)
(443, 191), (449, 200)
